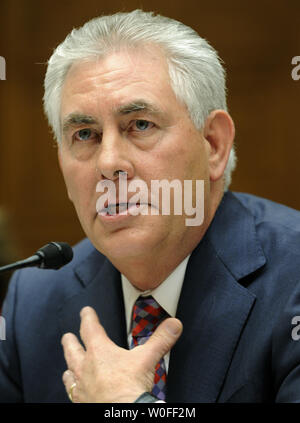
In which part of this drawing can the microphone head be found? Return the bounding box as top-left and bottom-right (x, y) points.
(36, 242), (73, 270)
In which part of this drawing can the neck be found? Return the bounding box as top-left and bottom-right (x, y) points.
(110, 242), (194, 291)
(108, 187), (223, 290)
(109, 194), (223, 291)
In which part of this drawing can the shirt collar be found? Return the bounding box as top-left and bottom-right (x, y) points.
(121, 254), (191, 334)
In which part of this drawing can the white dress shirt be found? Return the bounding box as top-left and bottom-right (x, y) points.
(121, 254), (191, 372)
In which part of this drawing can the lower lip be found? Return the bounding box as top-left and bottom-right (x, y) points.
(97, 203), (149, 222)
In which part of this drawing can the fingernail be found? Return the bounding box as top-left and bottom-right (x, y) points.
(165, 320), (182, 335)
(80, 306), (89, 317)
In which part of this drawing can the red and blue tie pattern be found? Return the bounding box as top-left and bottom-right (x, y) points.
(130, 296), (168, 400)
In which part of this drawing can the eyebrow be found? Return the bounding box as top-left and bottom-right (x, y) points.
(62, 113), (98, 134)
(115, 100), (161, 115)
(62, 100), (162, 134)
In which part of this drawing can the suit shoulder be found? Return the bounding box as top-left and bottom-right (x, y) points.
(18, 237), (100, 279)
(232, 192), (300, 234)
(232, 192), (300, 280)
(68, 237), (98, 265)
(230, 193), (300, 315)
(6, 238), (105, 308)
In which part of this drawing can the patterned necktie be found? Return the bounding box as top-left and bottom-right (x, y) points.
(130, 295), (168, 400)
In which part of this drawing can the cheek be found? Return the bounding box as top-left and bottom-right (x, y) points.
(183, 136), (209, 179)
(62, 162), (96, 210)
(155, 128), (205, 178)
(159, 145), (204, 181)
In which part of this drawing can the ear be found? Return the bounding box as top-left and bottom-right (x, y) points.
(203, 110), (235, 182)
(57, 147), (73, 203)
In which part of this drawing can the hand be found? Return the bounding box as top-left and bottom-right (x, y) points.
(61, 306), (183, 403)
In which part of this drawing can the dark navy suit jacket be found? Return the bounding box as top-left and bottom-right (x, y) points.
(1, 191), (300, 403)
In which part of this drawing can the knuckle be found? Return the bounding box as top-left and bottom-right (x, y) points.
(153, 330), (171, 348)
(75, 369), (82, 381)
(72, 390), (81, 403)
(72, 364), (82, 380)
(62, 370), (70, 384)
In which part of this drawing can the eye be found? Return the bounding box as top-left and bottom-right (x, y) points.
(73, 128), (99, 142)
(133, 120), (154, 131)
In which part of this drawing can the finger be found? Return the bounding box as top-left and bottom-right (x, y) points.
(61, 332), (85, 373)
(62, 369), (76, 393)
(62, 369), (78, 403)
(142, 317), (183, 367)
(79, 306), (114, 349)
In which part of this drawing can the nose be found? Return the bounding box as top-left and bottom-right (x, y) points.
(95, 129), (134, 181)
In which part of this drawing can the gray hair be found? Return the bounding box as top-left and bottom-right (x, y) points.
(43, 9), (236, 189)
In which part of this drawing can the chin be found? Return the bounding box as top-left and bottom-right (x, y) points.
(95, 229), (163, 260)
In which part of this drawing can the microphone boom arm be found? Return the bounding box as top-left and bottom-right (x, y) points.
(0, 242), (73, 275)
(0, 255), (42, 274)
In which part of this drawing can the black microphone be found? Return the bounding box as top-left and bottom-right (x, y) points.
(0, 242), (73, 274)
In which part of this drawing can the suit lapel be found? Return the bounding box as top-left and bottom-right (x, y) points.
(166, 238), (256, 402)
(167, 192), (266, 402)
(59, 252), (128, 349)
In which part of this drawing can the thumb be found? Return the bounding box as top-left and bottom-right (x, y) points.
(143, 318), (183, 368)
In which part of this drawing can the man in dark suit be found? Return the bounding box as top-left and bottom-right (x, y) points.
(1, 10), (300, 403)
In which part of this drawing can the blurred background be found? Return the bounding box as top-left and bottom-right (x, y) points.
(0, 0), (300, 301)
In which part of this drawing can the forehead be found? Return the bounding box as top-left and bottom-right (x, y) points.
(60, 45), (180, 116)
